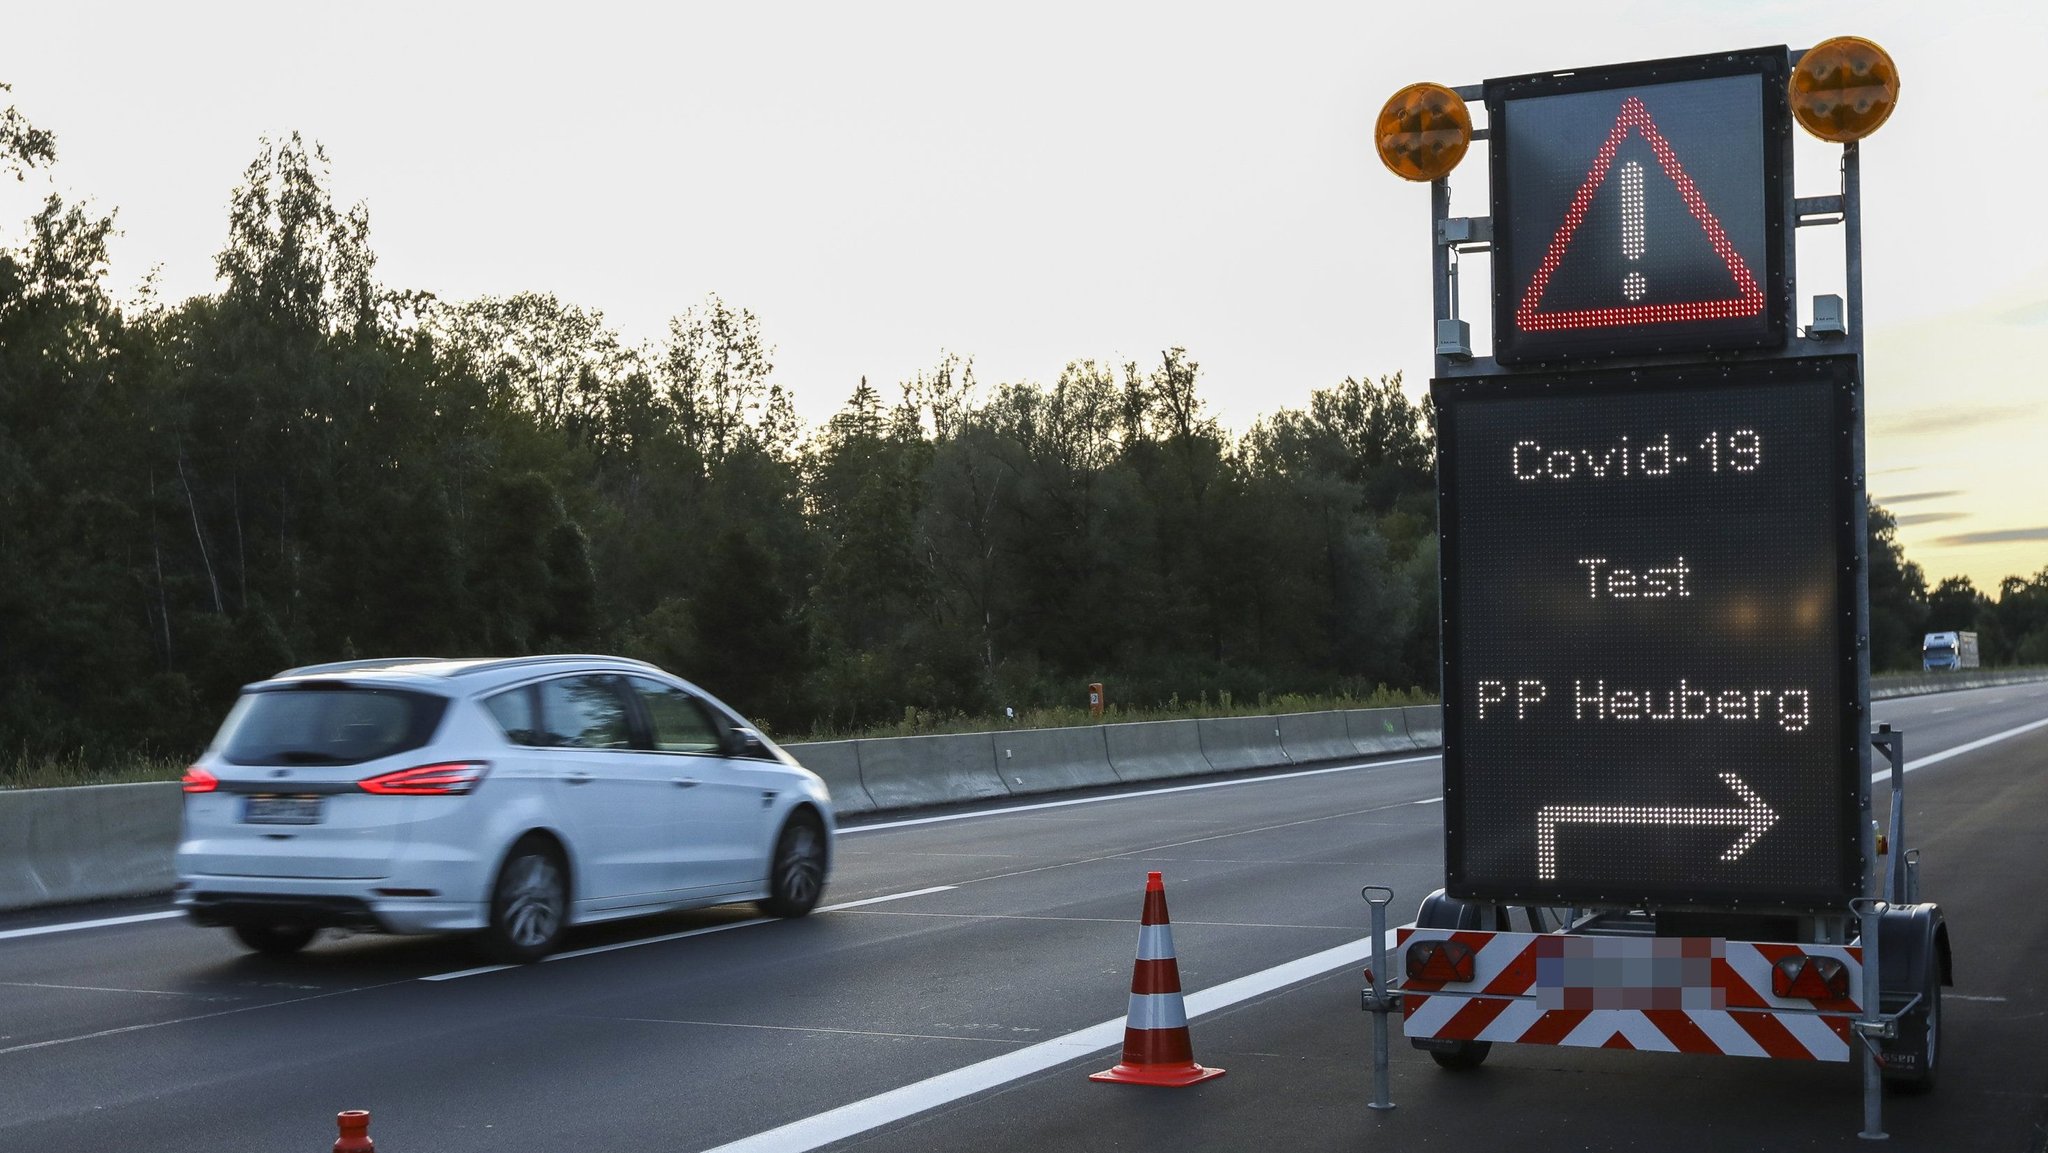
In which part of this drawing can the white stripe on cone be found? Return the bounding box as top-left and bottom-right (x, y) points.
(1125, 992), (1189, 1031)
(1136, 924), (1176, 961)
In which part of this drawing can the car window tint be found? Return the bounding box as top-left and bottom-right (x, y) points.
(537, 676), (632, 749)
(217, 688), (447, 766)
(628, 678), (723, 753)
(484, 686), (542, 746)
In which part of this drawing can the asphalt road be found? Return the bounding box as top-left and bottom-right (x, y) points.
(1, 682), (2043, 1152)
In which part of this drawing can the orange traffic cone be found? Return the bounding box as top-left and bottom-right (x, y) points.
(1090, 870), (1225, 1086)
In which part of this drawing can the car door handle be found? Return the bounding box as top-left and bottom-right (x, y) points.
(565, 771), (593, 786)
(674, 778), (701, 789)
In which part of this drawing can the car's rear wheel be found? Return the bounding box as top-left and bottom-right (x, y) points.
(230, 922), (317, 956)
(761, 814), (826, 918)
(482, 837), (568, 963)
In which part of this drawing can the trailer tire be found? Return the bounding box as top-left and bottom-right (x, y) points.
(1427, 1040), (1491, 1071)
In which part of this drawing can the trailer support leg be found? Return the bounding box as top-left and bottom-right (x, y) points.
(1853, 896), (1887, 1141)
(1362, 886), (1397, 1112)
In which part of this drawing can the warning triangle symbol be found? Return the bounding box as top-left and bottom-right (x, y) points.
(1516, 96), (1764, 332)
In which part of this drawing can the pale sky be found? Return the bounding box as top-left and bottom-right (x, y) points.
(3, 1), (2044, 590)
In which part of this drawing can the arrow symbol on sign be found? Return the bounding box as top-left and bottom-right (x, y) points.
(1536, 772), (1778, 882)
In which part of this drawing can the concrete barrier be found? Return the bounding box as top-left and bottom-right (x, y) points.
(784, 740), (876, 815)
(1104, 719), (1213, 782)
(1197, 715), (1291, 773)
(993, 727), (1118, 795)
(1345, 707), (1416, 755)
(1277, 710), (1357, 764)
(1872, 669), (2048, 699)
(853, 732), (1008, 810)
(0, 782), (181, 912)
(1, 707), (1453, 913)
(1402, 704), (1443, 749)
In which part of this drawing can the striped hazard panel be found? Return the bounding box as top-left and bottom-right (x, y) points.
(1397, 928), (1864, 1062)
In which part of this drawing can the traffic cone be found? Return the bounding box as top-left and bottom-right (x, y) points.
(1090, 871), (1225, 1086)
(333, 1109), (373, 1152)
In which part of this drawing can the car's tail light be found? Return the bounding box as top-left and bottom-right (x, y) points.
(1406, 939), (1477, 983)
(359, 761), (490, 796)
(181, 766), (219, 793)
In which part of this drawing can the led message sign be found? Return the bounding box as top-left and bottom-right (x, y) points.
(1487, 48), (1792, 364)
(1434, 356), (1860, 910)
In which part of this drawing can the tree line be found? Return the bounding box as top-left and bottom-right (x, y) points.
(1, 98), (2042, 770)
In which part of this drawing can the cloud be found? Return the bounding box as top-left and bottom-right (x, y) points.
(1875, 405), (2038, 437)
(1896, 512), (1967, 527)
(1935, 526), (2048, 546)
(1876, 491), (1962, 505)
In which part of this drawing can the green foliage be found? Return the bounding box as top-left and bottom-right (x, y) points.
(3, 86), (2040, 788)
(1867, 499), (1930, 672)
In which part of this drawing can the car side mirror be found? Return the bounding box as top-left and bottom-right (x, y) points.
(724, 727), (768, 758)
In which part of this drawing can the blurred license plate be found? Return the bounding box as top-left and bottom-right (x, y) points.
(245, 795), (324, 824)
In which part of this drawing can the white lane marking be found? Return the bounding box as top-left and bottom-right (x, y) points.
(699, 926), (1410, 1153)
(0, 911), (183, 942)
(1413, 796), (1444, 805)
(845, 754), (1440, 834)
(1947, 994), (2008, 1003)
(1871, 715), (2048, 783)
(1933, 707), (1956, 714)
(420, 885), (959, 982)
(821, 886), (956, 911)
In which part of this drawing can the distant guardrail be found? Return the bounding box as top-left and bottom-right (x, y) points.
(1871, 667), (2048, 699)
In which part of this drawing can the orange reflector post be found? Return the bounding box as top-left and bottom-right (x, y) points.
(1790, 36), (1899, 143)
(1375, 82), (1472, 182)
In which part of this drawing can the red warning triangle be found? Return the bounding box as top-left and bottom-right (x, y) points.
(1516, 96), (1764, 332)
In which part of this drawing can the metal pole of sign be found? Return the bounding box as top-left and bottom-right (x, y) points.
(1839, 137), (1888, 1144)
(1431, 177), (1452, 378)
(1361, 886), (1397, 1112)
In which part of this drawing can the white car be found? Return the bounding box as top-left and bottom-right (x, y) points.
(176, 655), (834, 961)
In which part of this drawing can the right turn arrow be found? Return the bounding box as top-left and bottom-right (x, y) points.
(1535, 771), (1778, 882)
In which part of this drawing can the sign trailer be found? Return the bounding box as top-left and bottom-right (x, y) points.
(1361, 39), (1944, 1140)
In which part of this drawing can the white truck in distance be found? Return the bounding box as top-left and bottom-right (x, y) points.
(1922, 631), (1980, 672)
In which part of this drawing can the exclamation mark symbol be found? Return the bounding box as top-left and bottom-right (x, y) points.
(1621, 161), (1646, 301)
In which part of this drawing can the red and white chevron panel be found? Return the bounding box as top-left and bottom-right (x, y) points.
(1397, 928), (1864, 1062)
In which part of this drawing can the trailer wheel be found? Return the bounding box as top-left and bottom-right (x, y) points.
(1883, 975), (1940, 1094)
(1427, 1040), (1492, 1071)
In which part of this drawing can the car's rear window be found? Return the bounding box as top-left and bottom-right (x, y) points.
(215, 686), (450, 766)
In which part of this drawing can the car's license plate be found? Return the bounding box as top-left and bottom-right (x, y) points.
(244, 795), (325, 825)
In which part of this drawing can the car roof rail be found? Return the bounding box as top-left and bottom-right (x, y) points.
(444, 654), (666, 678)
(273, 657), (449, 678)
